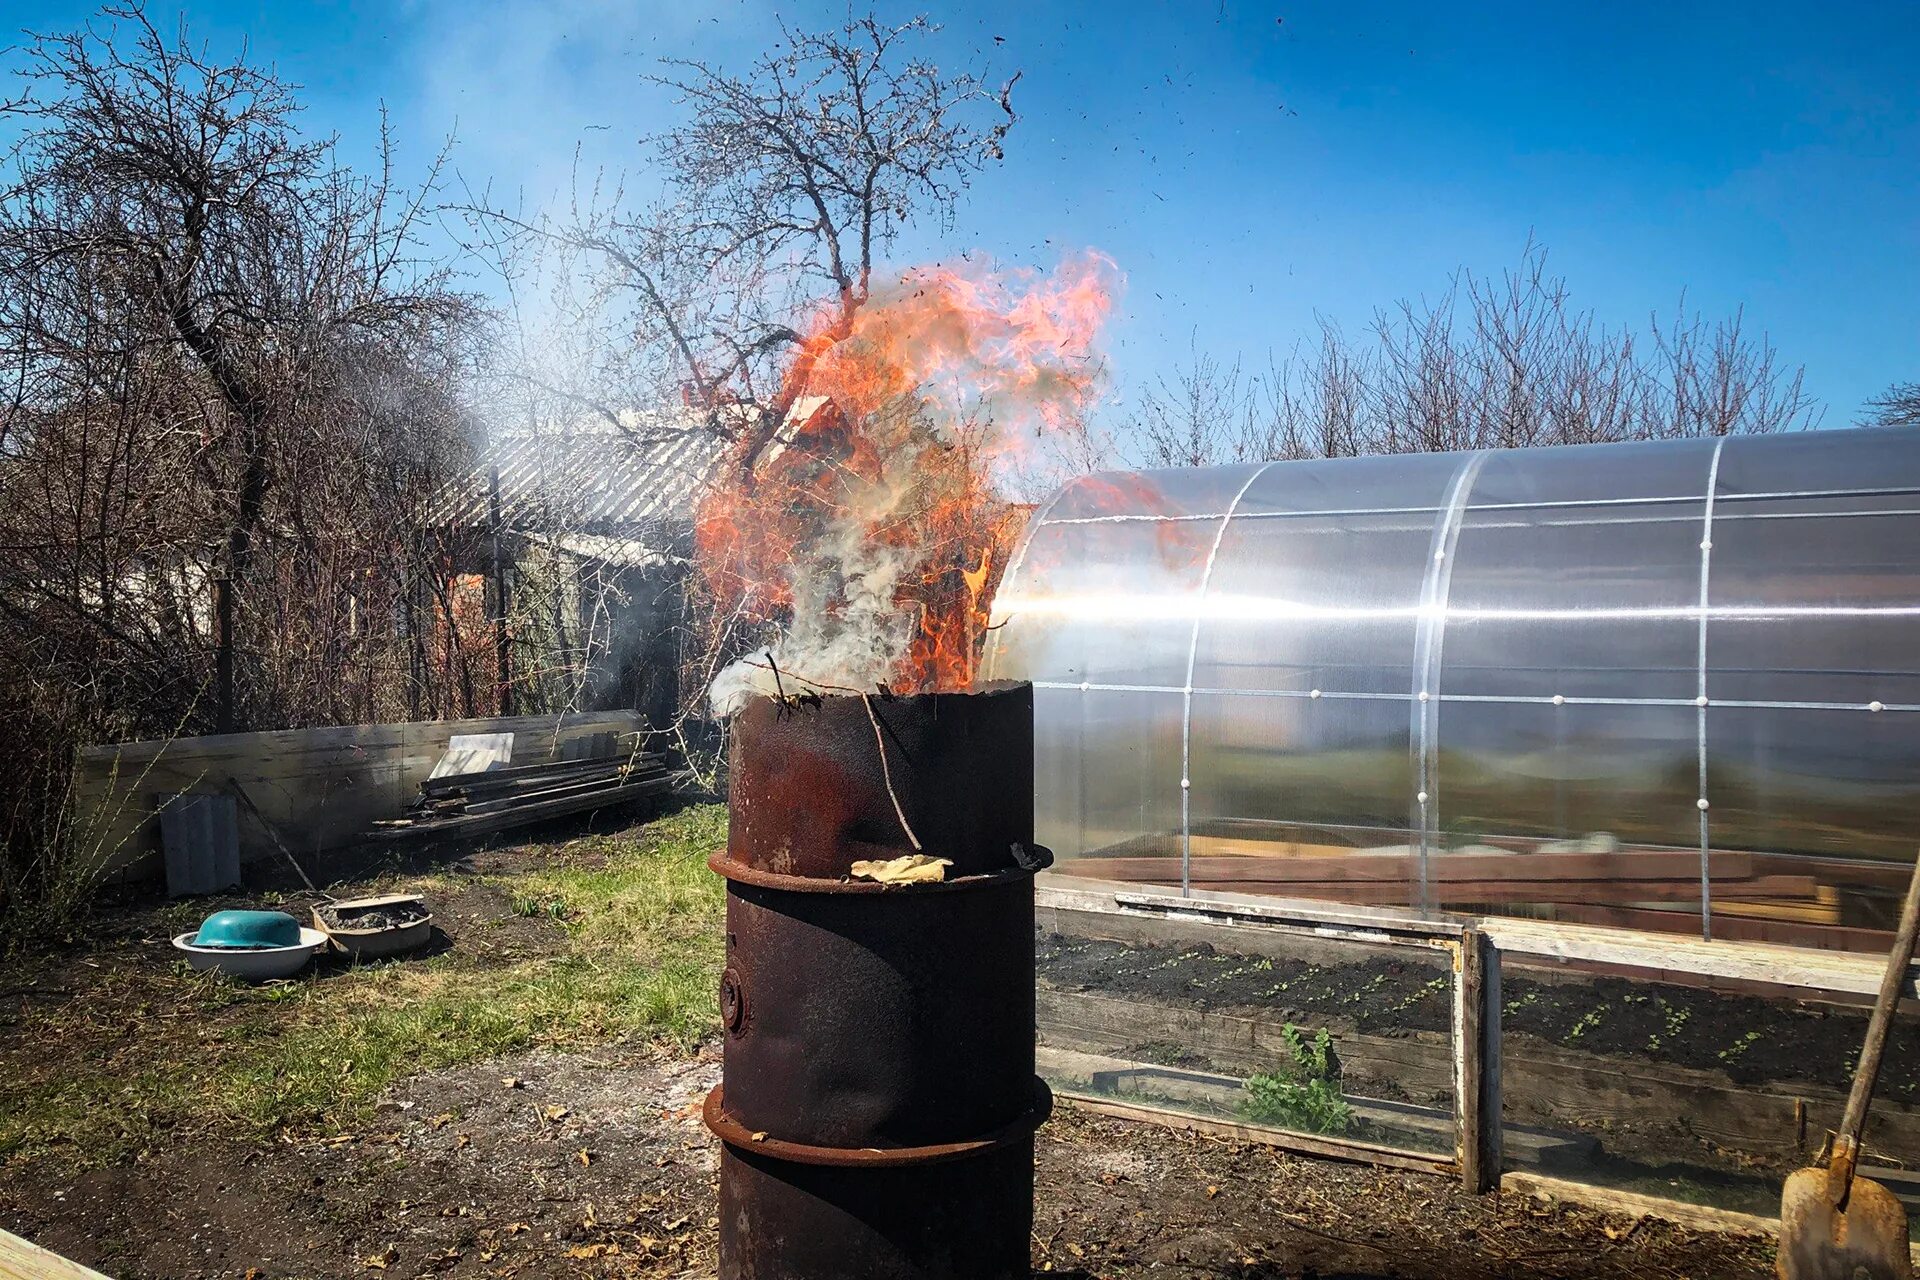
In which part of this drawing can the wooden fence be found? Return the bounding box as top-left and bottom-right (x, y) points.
(72, 710), (646, 882)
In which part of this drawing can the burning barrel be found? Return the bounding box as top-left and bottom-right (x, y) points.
(704, 680), (1050, 1280)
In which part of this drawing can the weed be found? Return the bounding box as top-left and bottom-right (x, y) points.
(1567, 1008), (1606, 1041)
(1241, 1024), (1352, 1136)
(1717, 1029), (1764, 1063)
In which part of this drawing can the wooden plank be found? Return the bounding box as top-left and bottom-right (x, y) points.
(1080, 848), (1760, 886)
(369, 774), (672, 842)
(1054, 1090), (1455, 1176)
(1063, 865), (1818, 907)
(1040, 877), (1917, 999)
(0, 1228), (113, 1280)
(1505, 1171), (1920, 1268)
(1542, 903), (1883, 950)
(1501, 1171), (1778, 1238)
(1477, 915), (1920, 1001)
(1454, 930), (1501, 1193)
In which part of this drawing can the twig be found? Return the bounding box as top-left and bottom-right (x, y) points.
(226, 779), (321, 895)
(860, 693), (922, 852)
(741, 657), (866, 697)
(764, 650), (787, 710)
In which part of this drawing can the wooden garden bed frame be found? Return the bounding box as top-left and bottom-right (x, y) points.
(1037, 874), (1920, 1211)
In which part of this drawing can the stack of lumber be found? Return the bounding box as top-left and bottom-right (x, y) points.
(371, 751), (675, 840)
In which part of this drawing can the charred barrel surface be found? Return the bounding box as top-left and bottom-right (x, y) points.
(724, 680), (1033, 878)
(707, 682), (1046, 1280)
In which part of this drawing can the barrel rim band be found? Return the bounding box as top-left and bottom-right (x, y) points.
(708, 849), (1048, 895)
(702, 1078), (1053, 1167)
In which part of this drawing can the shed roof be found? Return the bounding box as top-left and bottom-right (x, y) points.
(440, 410), (727, 537)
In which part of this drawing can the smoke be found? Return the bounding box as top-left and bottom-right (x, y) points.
(702, 252), (1121, 717)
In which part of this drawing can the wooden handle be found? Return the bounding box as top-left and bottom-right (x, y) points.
(1832, 849), (1920, 1203)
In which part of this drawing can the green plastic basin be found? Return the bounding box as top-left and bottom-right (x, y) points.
(191, 909), (302, 950)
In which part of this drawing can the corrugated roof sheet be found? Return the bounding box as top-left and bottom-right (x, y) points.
(439, 410), (728, 536)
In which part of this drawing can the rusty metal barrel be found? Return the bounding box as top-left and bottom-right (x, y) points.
(705, 681), (1050, 1280)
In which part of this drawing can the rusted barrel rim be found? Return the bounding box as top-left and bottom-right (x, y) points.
(708, 848), (1051, 895)
(703, 1079), (1052, 1168)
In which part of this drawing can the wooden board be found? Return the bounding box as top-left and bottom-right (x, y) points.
(0, 1228), (113, 1280)
(1039, 877), (1920, 990)
(1054, 1090), (1453, 1176)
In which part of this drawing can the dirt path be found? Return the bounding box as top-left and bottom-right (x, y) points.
(0, 1044), (1775, 1280)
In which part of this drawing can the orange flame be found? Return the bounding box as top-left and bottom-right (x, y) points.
(696, 253), (1118, 697)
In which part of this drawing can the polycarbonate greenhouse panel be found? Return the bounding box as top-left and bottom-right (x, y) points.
(992, 426), (1920, 951)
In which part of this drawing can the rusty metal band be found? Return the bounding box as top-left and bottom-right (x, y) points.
(707, 850), (1049, 896)
(703, 1078), (1052, 1168)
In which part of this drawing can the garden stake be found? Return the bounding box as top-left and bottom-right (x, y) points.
(1776, 850), (1920, 1280)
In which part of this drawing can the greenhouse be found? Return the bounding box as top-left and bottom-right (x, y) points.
(989, 426), (1920, 952)
(1000, 427), (1920, 1220)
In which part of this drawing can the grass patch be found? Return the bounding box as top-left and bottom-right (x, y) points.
(0, 803), (728, 1167)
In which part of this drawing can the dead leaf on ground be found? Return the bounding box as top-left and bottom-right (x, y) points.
(542, 1104), (570, 1122)
(576, 1147), (591, 1166)
(361, 1245), (397, 1270)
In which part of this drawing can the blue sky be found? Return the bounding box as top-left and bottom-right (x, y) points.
(6, 0), (1917, 428)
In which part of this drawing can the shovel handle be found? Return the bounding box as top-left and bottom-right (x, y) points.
(1834, 849), (1920, 1193)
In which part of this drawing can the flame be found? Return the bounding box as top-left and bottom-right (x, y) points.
(696, 252), (1118, 701)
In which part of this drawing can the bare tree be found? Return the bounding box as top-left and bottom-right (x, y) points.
(0, 4), (473, 731)
(467, 15), (1016, 477)
(0, 7), (486, 930)
(1129, 345), (1259, 468)
(1141, 244), (1821, 467)
(1863, 382), (1920, 427)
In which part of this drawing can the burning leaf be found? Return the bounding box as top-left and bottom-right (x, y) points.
(850, 854), (954, 885)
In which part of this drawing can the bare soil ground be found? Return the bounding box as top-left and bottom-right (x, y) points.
(0, 814), (1779, 1280)
(0, 1042), (1777, 1280)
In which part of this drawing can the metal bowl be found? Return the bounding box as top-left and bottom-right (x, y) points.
(313, 894), (434, 960)
(171, 927), (327, 980)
